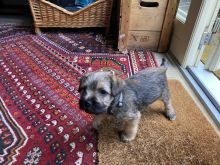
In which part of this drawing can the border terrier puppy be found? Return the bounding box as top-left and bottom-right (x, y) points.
(79, 59), (176, 142)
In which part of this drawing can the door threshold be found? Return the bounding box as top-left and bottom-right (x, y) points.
(187, 64), (220, 111)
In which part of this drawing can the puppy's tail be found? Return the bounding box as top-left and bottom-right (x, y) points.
(160, 58), (166, 67)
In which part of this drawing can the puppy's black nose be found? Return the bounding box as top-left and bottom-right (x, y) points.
(84, 100), (92, 108)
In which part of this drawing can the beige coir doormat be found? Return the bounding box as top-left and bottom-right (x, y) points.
(98, 80), (220, 164)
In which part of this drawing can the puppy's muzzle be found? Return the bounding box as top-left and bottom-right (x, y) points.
(79, 99), (106, 115)
(83, 100), (92, 109)
(79, 99), (91, 110)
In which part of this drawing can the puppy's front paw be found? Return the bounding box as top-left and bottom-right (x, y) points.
(93, 121), (102, 130)
(166, 112), (176, 121)
(118, 131), (134, 143)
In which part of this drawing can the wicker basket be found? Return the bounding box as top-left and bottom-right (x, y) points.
(28, 0), (113, 34)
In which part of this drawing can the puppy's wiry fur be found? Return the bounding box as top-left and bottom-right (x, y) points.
(79, 61), (176, 142)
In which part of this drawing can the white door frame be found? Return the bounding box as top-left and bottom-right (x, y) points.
(181, 0), (218, 68)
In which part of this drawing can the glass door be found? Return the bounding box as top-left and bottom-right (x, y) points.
(190, 10), (220, 112)
(169, 0), (220, 126)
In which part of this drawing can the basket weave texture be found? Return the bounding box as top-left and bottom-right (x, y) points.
(28, 0), (113, 28)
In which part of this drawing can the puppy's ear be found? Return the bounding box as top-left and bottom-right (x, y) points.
(78, 75), (87, 92)
(111, 75), (125, 96)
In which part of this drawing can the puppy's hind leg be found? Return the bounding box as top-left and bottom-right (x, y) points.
(161, 88), (176, 121)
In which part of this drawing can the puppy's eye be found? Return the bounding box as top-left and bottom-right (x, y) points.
(99, 89), (108, 95)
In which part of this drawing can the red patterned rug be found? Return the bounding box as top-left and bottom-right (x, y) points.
(43, 29), (118, 54)
(0, 26), (157, 164)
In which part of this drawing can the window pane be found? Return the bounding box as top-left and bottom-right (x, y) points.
(176, 0), (191, 23)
